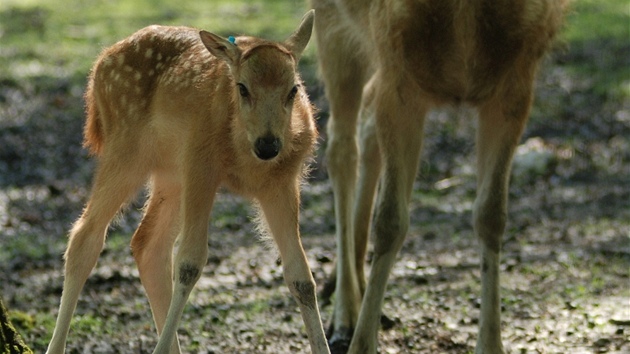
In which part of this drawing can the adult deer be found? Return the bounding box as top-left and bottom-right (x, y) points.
(46, 11), (330, 354)
(310, 0), (566, 353)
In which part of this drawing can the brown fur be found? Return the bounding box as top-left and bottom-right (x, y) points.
(311, 0), (567, 353)
(47, 11), (331, 354)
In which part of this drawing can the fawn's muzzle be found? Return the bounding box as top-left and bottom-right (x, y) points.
(255, 135), (281, 160)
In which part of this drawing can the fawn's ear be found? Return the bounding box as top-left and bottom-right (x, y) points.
(284, 10), (315, 62)
(200, 31), (241, 66)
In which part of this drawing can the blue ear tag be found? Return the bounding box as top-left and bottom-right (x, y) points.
(228, 36), (236, 45)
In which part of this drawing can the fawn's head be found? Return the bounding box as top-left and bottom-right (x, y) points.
(200, 11), (314, 161)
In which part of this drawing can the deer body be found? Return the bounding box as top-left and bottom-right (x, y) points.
(47, 11), (330, 354)
(85, 26), (314, 196)
(311, 0), (566, 353)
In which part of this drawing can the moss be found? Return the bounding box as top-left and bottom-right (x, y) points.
(0, 298), (33, 354)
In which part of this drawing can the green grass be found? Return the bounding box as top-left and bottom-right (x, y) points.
(72, 313), (107, 333)
(0, 0), (313, 84)
(0, 234), (47, 262)
(1, 0), (626, 100)
(562, 0), (629, 43)
(106, 232), (132, 253)
(561, 0), (630, 98)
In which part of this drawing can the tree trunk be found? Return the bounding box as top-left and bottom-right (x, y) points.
(0, 297), (33, 354)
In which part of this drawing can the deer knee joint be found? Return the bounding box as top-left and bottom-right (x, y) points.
(178, 262), (201, 286)
(291, 280), (317, 310)
(373, 196), (408, 257)
(325, 135), (358, 176)
(473, 205), (506, 254)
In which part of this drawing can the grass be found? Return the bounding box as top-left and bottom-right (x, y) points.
(1, 0), (627, 97)
(562, 0), (629, 43)
(0, 0), (314, 86)
(562, 0), (630, 98)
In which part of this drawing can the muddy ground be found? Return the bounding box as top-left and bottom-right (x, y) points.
(1, 15), (629, 354)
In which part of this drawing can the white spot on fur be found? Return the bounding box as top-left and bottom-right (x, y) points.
(134, 72), (141, 81)
(145, 48), (153, 59)
(157, 53), (163, 61)
(124, 65), (133, 72)
(117, 54), (125, 66)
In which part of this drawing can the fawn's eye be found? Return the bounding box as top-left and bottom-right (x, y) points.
(288, 85), (299, 101)
(237, 83), (249, 98)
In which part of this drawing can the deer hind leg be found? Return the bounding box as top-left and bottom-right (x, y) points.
(46, 153), (149, 354)
(257, 182), (329, 354)
(311, 0), (370, 348)
(348, 71), (429, 354)
(473, 70), (533, 354)
(322, 76), (381, 304)
(131, 171), (182, 353)
(353, 76), (382, 296)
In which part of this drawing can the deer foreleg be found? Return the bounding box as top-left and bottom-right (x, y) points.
(151, 161), (218, 354)
(257, 181), (330, 354)
(473, 75), (532, 354)
(348, 72), (429, 354)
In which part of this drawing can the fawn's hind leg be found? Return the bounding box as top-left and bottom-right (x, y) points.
(46, 154), (149, 354)
(131, 171), (182, 353)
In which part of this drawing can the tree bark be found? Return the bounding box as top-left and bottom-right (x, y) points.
(0, 297), (33, 354)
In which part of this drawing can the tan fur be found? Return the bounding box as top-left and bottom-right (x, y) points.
(47, 11), (330, 354)
(311, 0), (567, 353)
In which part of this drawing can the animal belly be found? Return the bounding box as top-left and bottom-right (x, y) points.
(374, 0), (531, 104)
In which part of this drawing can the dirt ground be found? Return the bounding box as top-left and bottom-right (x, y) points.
(1, 16), (629, 354)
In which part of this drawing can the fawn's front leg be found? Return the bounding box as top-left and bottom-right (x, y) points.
(151, 162), (219, 354)
(257, 180), (330, 354)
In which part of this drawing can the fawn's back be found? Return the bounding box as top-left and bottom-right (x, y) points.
(83, 25), (316, 196)
(84, 26), (223, 157)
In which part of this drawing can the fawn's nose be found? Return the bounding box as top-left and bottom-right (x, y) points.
(254, 135), (282, 160)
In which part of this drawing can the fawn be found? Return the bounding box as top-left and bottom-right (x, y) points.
(310, 0), (567, 353)
(46, 10), (330, 354)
